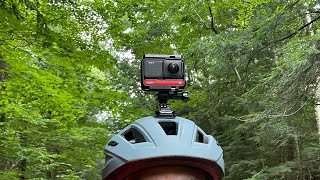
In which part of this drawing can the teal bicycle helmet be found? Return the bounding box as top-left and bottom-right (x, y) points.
(102, 116), (224, 180)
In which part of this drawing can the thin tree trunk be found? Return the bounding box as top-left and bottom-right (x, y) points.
(305, 5), (314, 36)
(293, 133), (303, 179)
(316, 78), (320, 138)
(18, 158), (27, 179)
(0, 61), (7, 125)
(315, 78), (320, 180)
(0, 61), (8, 83)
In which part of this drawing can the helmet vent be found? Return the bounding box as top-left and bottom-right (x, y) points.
(108, 141), (118, 147)
(195, 130), (208, 144)
(122, 128), (146, 144)
(104, 154), (113, 166)
(158, 121), (177, 135)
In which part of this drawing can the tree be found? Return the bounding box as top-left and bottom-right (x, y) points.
(0, 0), (117, 178)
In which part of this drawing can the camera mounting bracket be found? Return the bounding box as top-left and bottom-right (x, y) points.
(155, 91), (189, 119)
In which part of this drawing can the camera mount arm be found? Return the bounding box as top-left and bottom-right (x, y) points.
(155, 91), (189, 119)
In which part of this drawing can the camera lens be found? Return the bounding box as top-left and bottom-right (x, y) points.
(168, 63), (179, 74)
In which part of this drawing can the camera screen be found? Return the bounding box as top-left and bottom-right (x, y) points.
(143, 60), (163, 78)
(141, 54), (186, 91)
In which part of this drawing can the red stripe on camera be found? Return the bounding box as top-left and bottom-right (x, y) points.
(144, 80), (185, 86)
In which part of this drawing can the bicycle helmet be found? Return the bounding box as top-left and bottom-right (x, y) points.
(102, 116), (224, 180)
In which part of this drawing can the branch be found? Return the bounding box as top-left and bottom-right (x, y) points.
(188, 1), (212, 31)
(233, 66), (242, 81)
(208, 6), (218, 34)
(228, 57), (242, 81)
(244, 15), (320, 79)
(188, 15), (211, 30)
(306, 10), (320, 14)
(277, 15), (320, 42)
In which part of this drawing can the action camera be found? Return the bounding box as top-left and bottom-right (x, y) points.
(141, 54), (186, 92)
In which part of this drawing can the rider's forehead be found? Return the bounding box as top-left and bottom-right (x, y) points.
(125, 166), (208, 180)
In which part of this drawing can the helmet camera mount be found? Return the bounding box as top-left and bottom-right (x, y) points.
(155, 91), (189, 119)
(141, 54), (189, 119)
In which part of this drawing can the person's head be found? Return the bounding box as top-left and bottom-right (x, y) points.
(126, 166), (208, 180)
(102, 116), (224, 180)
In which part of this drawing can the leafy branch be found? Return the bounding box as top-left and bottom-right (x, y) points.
(244, 15), (320, 79)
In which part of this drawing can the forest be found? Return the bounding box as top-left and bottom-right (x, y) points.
(0, 0), (320, 179)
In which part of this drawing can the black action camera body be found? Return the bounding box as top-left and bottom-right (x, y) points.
(141, 54), (186, 92)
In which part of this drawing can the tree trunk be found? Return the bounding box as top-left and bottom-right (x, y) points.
(316, 78), (320, 138)
(293, 133), (303, 179)
(18, 158), (27, 179)
(0, 61), (7, 125)
(305, 2), (319, 138)
(305, 8), (314, 36)
(0, 61), (8, 83)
